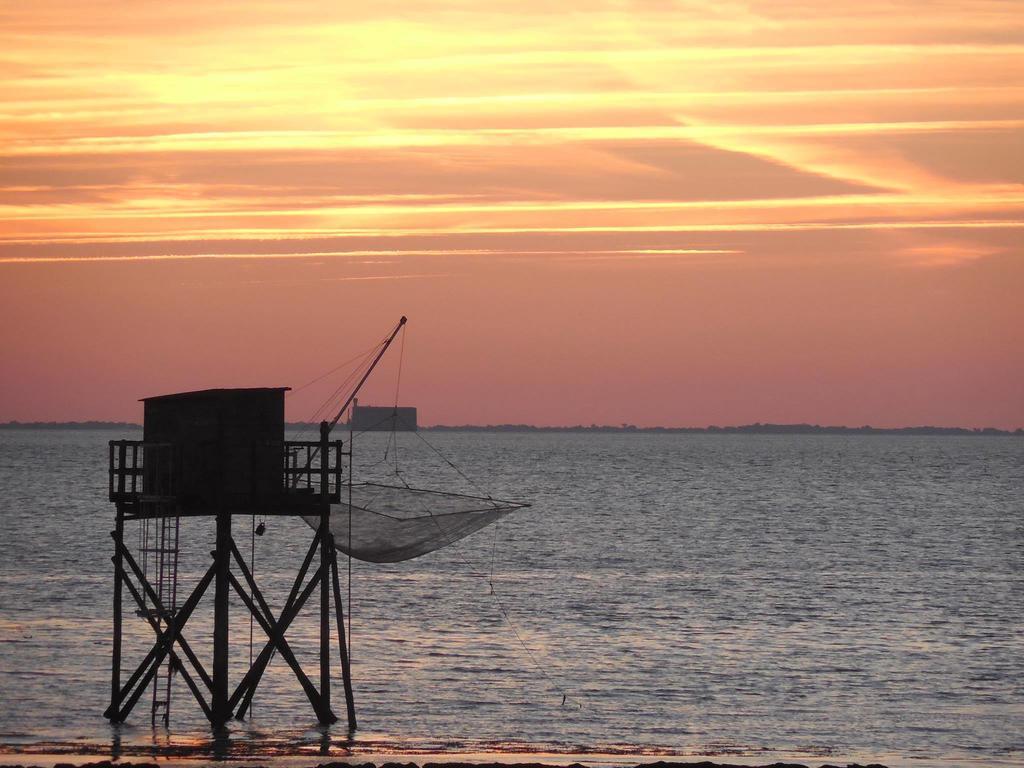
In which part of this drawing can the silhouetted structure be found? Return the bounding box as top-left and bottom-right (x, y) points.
(107, 387), (355, 731)
(102, 317), (528, 734)
(351, 404), (417, 432)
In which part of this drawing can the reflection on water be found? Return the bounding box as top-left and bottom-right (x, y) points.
(0, 430), (1021, 766)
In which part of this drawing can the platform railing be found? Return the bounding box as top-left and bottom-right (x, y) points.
(108, 439), (345, 505)
(109, 441), (176, 503)
(282, 439), (345, 502)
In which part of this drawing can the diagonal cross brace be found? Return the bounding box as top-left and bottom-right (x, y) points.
(227, 569), (335, 723)
(105, 575), (202, 719)
(229, 538), (333, 720)
(230, 563), (323, 718)
(117, 570), (212, 721)
(115, 535), (214, 693)
(105, 556), (216, 722)
(229, 530), (321, 717)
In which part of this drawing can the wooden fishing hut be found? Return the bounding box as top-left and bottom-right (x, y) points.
(106, 387), (356, 731)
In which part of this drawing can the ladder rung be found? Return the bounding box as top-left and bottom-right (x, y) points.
(134, 608), (177, 619)
(140, 514), (180, 722)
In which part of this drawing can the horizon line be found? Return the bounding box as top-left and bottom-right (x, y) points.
(1, 420), (1020, 435)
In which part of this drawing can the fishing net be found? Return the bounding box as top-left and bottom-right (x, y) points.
(302, 482), (528, 563)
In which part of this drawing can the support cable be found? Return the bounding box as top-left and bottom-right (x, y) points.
(382, 322), (408, 483)
(489, 520), (500, 591)
(296, 341), (386, 442)
(248, 513), (256, 715)
(373, 388), (581, 710)
(422, 508), (583, 711)
(410, 429), (496, 503)
(347, 403), (354, 655)
(287, 342), (382, 398)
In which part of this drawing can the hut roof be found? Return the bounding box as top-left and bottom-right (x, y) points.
(139, 387), (290, 402)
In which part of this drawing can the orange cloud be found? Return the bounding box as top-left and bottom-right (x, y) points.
(0, 0), (1021, 426)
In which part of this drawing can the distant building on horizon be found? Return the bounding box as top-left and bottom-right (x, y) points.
(350, 404), (418, 432)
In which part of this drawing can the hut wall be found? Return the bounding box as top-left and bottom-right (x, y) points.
(142, 388), (286, 510)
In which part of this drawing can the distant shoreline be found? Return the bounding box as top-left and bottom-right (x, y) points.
(0, 761), (894, 768)
(0, 759), (894, 768)
(1, 421), (1020, 436)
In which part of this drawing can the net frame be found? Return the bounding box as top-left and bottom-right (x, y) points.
(302, 482), (529, 563)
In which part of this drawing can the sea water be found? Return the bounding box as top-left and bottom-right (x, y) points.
(0, 429), (1021, 766)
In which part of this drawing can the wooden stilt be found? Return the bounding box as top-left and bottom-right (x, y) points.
(104, 384), (372, 730)
(330, 537), (357, 729)
(319, 422), (333, 721)
(320, 516), (332, 720)
(212, 511), (231, 729)
(115, 536), (213, 693)
(109, 505), (124, 721)
(118, 570), (212, 720)
(107, 559), (216, 722)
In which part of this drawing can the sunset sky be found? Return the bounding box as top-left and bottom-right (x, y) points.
(1, 0), (1021, 427)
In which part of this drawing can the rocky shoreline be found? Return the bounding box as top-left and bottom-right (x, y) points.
(0, 761), (891, 768)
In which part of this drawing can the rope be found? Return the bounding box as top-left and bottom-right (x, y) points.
(382, 322), (408, 479)
(298, 349), (377, 424)
(291, 320), (401, 442)
(287, 342), (381, 398)
(366, 372), (582, 710)
(422, 509), (583, 711)
(489, 520), (500, 590)
(410, 428), (496, 502)
(385, 406), (579, 709)
(487, 581), (583, 711)
(248, 513), (256, 713)
(393, 323), (406, 409)
(287, 319), (577, 710)
(389, 324), (407, 473)
(347, 403), (354, 655)
(296, 341), (386, 441)
(350, 410), (414, 440)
